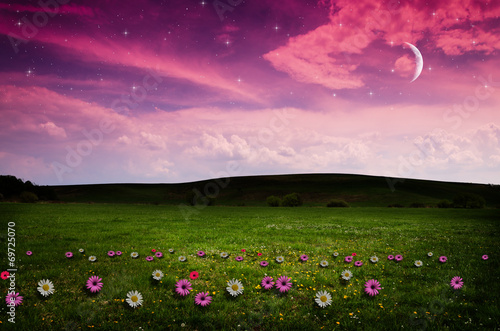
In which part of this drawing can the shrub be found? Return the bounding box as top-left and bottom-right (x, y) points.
(20, 191), (38, 203)
(326, 199), (349, 207)
(409, 202), (426, 208)
(266, 195), (281, 207)
(281, 193), (302, 207)
(453, 193), (485, 209)
(437, 199), (453, 208)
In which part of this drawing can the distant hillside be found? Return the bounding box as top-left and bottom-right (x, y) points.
(51, 174), (500, 208)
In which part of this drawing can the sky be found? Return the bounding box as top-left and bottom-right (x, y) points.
(0, 0), (499, 186)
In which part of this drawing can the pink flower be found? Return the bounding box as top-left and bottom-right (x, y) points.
(197, 251), (205, 257)
(257, 253), (263, 256)
(482, 255), (488, 260)
(235, 256), (243, 262)
(5, 292), (23, 307)
(65, 252), (73, 258)
(26, 251), (32, 256)
(241, 249), (246, 252)
(152, 249), (156, 253)
(450, 276), (463, 290)
(145, 256), (154, 262)
(364, 279), (381, 296)
(439, 256), (447, 263)
(86, 276), (103, 293)
(395, 255), (403, 262)
(300, 254), (309, 262)
(194, 292), (212, 307)
(189, 271), (199, 280)
(107, 251), (115, 257)
(155, 252), (163, 258)
(260, 261), (269, 267)
(387, 255), (394, 260)
(175, 279), (192, 296)
(276, 276), (292, 293)
(1, 271), (10, 280)
(261, 276), (274, 290)
(116, 251), (122, 256)
(352, 253), (357, 256)
(354, 261), (363, 267)
(345, 256), (353, 263)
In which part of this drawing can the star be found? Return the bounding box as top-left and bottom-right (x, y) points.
(15, 20), (22, 27)
(123, 30), (129, 36)
(25, 68), (33, 76)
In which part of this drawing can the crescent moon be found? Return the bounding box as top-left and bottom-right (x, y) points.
(404, 42), (423, 83)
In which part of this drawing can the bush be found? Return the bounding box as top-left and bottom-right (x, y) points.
(20, 191), (38, 203)
(266, 195), (281, 207)
(326, 199), (349, 207)
(387, 204), (404, 208)
(409, 202), (426, 208)
(185, 190), (215, 206)
(437, 200), (453, 208)
(453, 193), (485, 209)
(281, 193), (302, 207)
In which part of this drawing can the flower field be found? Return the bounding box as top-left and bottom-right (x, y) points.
(1, 203), (499, 330)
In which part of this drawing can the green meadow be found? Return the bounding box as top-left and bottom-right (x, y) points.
(0, 203), (499, 330)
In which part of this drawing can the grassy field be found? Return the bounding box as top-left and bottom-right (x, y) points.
(1, 203), (499, 330)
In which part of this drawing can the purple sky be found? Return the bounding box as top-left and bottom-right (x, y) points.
(1, 0), (499, 185)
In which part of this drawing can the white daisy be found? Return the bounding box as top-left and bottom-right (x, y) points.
(315, 290), (332, 308)
(333, 252), (339, 257)
(276, 256), (284, 263)
(226, 279), (244, 297)
(126, 290), (143, 308)
(370, 256), (379, 263)
(220, 252), (229, 258)
(168, 249), (174, 253)
(37, 279), (55, 297)
(320, 260), (329, 267)
(131, 252), (139, 258)
(179, 256), (186, 262)
(152, 270), (164, 280)
(89, 255), (97, 262)
(427, 252), (433, 257)
(341, 269), (353, 281)
(79, 248), (84, 253)
(414, 260), (423, 267)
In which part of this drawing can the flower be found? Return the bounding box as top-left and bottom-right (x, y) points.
(257, 253), (262, 256)
(333, 252), (339, 257)
(131, 252), (139, 258)
(108, 251), (115, 257)
(261, 276), (274, 290)
(37, 279), (55, 297)
(189, 271), (199, 280)
(151, 249), (156, 253)
(86, 276), (103, 293)
(439, 256), (447, 263)
(152, 270), (164, 281)
(126, 290), (143, 308)
(395, 255), (403, 262)
(116, 251), (122, 256)
(370, 256), (379, 263)
(482, 255), (488, 260)
(194, 292), (212, 307)
(320, 260), (329, 267)
(260, 261), (269, 267)
(5, 292), (23, 307)
(241, 249), (246, 252)
(427, 252), (433, 257)
(276, 256), (284, 263)
(300, 254), (309, 262)
(220, 252), (229, 258)
(364, 279), (381, 296)
(89, 256), (97, 262)
(65, 252), (73, 258)
(197, 250), (205, 257)
(276, 276), (292, 293)
(155, 252), (163, 258)
(145, 256), (154, 262)
(1, 271), (10, 280)
(341, 270), (353, 281)
(179, 256), (187, 262)
(235, 256), (244, 262)
(345, 256), (353, 263)
(26, 251), (32, 256)
(450, 276), (463, 290)
(175, 279), (192, 296)
(414, 260), (423, 267)
(315, 290), (332, 308)
(79, 248), (84, 253)
(354, 261), (363, 267)
(387, 255), (394, 260)
(226, 279), (244, 297)
(169, 248), (174, 253)
(352, 253), (357, 256)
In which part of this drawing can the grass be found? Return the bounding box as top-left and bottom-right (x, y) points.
(0, 203), (499, 330)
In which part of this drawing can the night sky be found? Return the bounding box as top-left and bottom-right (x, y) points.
(1, 0), (499, 185)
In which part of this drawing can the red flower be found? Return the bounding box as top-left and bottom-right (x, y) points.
(257, 253), (262, 256)
(1, 271), (10, 280)
(152, 249), (157, 253)
(189, 271), (199, 280)
(352, 253), (357, 256)
(241, 249), (246, 252)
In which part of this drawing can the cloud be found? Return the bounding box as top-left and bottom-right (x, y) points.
(39, 121), (67, 138)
